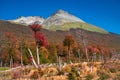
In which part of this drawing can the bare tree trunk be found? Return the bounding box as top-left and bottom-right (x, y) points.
(83, 39), (89, 62)
(90, 66), (93, 73)
(20, 45), (23, 66)
(10, 56), (13, 68)
(78, 49), (80, 63)
(28, 48), (38, 68)
(68, 48), (70, 63)
(58, 56), (62, 71)
(100, 51), (104, 62)
(76, 30), (89, 62)
(36, 45), (40, 65)
(92, 53), (96, 62)
(0, 61), (2, 67)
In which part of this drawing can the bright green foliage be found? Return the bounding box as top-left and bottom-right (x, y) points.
(39, 52), (49, 63)
(44, 22), (108, 34)
(22, 46), (31, 65)
(0, 67), (10, 71)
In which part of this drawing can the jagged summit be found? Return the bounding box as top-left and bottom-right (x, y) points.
(42, 9), (85, 28)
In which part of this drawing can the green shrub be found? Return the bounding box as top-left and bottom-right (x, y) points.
(40, 53), (49, 63)
(85, 74), (93, 80)
(68, 67), (81, 80)
(68, 72), (76, 80)
(109, 68), (116, 73)
(0, 67), (10, 71)
(0, 73), (11, 78)
(98, 72), (110, 80)
(57, 70), (64, 75)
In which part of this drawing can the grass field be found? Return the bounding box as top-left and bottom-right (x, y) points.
(0, 67), (10, 71)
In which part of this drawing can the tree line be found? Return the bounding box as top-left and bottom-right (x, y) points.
(0, 24), (114, 67)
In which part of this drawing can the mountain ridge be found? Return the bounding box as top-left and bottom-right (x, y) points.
(8, 9), (108, 34)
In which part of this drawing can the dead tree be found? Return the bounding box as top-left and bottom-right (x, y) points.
(76, 29), (89, 62)
(28, 48), (38, 68)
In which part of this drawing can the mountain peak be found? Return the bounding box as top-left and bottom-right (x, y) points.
(42, 9), (85, 28)
(56, 9), (68, 14)
(54, 9), (85, 23)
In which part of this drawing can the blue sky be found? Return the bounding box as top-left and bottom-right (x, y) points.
(0, 0), (120, 34)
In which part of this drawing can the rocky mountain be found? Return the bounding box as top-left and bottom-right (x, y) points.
(42, 10), (108, 33)
(8, 10), (108, 34)
(9, 16), (45, 25)
(42, 10), (85, 27)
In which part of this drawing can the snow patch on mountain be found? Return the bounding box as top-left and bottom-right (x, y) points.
(9, 16), (45, 25)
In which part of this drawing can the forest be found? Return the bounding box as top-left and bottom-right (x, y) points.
(0, 24), (120, 80)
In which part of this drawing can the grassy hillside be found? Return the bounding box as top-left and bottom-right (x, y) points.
(44, 22), (108, 34)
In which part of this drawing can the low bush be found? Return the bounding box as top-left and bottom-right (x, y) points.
(38, 67), (44, 76)
(63, 65), (71, 73)
(109, 68), (116, 73)
(24, 68), (31, 75)
(98, 71), (110, 80)
(30, 71), (39, 79)
(68, 67), (81, 80)
(12, 71), (22, 79)
(85, 74), (93, 80)
(116, 74), (120, 80)
(57, 70), (64, 75)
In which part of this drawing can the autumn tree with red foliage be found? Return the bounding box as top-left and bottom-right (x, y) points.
(63, 34), (75, 62)
(87, 46), (99, 53)
(5, 32), (18, 45)
(29, 24), (42, 33)
(34, 32), (48, 47)
(87, 45), (100, 62)
(56, 43), (64, 56)
(99, 47), (111, 63)
(0, 32), (20, 67)
(29, 24), (48, 66)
